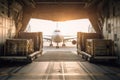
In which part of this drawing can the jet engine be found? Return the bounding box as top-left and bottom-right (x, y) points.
(72, 40), (77, 45)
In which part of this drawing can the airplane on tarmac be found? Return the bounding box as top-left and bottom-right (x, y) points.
(43, 27), (77, 48)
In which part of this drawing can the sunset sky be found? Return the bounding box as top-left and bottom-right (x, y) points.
(26, 18), (92, 35)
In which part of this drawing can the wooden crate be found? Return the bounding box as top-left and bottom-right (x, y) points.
(77, 32), (81, 49)
(18, 32), (43, 51)
(5, 39), (34, 56)
(86, 39), (114, 56)
(77, 32), (102, 51)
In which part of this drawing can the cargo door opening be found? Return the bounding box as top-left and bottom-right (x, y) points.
(25, 18), (94, 50)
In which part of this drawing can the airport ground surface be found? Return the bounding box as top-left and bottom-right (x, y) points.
(0, 45), (120, 80)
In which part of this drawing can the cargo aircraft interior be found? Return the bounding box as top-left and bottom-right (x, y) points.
(0, 0), (120, 80)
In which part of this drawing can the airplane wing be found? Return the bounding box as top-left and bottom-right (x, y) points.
(43, 34), (77, 46)
(63, 35), (77, 42)
(44, 35), (76, 41)
(43, 35), (52, 41)
(62, 35), (77, 45)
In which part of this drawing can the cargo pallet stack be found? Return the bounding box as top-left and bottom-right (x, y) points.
(0, 32), (43, 63)
(77, 32), (118, 62)
(77, 32), (102, 54)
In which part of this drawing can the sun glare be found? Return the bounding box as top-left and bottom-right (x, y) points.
(25, 18), (92, 35)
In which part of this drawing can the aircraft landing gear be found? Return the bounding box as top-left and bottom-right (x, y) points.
(56, 43), (59, 48)
(49, 44), (53, 46)
(49, 41), (53, 46)
(62, 44), (66, 47)
(56, 46), (59, 48)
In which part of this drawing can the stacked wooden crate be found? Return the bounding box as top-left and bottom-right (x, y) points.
(77, 32), (102, 51)
(86, 39), (114, 56)
(77, 32), (81, 49)
(18, 32), (43, 51)
(5, 39), (34, 56)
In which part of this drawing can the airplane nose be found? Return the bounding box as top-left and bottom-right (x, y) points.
(52, 34), (63, 43)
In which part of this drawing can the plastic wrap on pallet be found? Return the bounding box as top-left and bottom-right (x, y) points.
(86, 39), (114, 56)
(5, 39), (34, 56)
(18, 32), (43, 51)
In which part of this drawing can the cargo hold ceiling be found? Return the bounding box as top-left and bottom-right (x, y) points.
(19, 0), (105, 34)
(34, 0), (100, 7)
(16, 0), (102, 9)
(19, 0), (101, 9)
